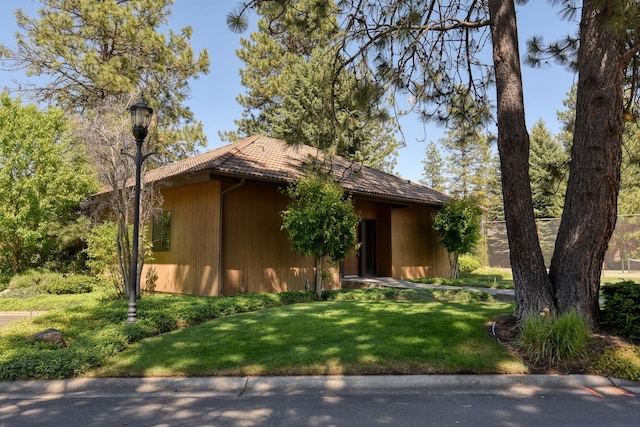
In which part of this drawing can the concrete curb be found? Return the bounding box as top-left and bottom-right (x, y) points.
(1, 375), (638, 398)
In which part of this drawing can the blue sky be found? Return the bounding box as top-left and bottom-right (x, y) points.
(0, 1), (577, 183)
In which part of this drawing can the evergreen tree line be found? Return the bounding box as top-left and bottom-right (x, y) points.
(421, 85), (640, 222)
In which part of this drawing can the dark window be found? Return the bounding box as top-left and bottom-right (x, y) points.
(152, 211), (171, 252)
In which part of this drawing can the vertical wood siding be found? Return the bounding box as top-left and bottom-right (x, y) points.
(143, 180), (221, 296)
(391, 205), (449, 279)
(222, 181), (338, 294)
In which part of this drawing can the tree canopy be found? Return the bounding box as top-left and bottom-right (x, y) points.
(0, 94), (98, 275)
(281, 176), (359, 298)
(433, 198), (483, 279)
(0, 0), (210, 161)
(224, 0), (401, 172)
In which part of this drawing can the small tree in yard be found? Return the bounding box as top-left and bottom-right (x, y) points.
(281, 176), (360, 299)
(433, 199), (483, 279)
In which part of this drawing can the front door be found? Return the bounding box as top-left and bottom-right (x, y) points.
(341, 219), (377, 277)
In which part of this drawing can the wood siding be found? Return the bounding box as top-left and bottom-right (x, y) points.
(143, 180), (221, 296)
(143, 179), (448, 296)
(222, 181), (338, 294)
(391, 205), (449, 279)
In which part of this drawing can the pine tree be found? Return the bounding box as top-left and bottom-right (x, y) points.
(529, 119), (568, 218)
(0, 0), (210, 161)
(420, 142), (446, 192)
(438, 92), (492, 200)
(223, 0), (400, 172)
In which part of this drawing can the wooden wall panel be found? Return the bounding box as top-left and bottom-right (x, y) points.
(222, 181), (338, 294)
(143, 180), (221, 296)
(391, 205), (450, 279)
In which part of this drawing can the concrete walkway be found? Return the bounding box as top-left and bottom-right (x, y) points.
(342, 276), (515, 299)
(0, 311), (46, 327)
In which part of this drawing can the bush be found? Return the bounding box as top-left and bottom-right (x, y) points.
(601, 281), (640, 341)
(8, 270), (50, 289)
(458, 255), (481, 273)
(517, 311), (591, 368)
(590, 346), (640, 382)
(41, 275), (94, 295)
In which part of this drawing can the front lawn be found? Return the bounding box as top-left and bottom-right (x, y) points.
(93, 298), (525, 377)
(1, 287), (526, 379)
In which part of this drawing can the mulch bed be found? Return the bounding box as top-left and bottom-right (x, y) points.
(488, 314), (630, 374)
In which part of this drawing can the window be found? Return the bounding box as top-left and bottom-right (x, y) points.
(152, 210), (171, 252)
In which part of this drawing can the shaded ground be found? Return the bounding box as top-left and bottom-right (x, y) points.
(490, 313), (636, 375)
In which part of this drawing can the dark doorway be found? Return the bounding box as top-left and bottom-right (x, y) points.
(341, 219), (377, 277)
(361, 219), (377, 276)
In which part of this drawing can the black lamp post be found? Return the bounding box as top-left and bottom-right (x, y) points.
(125, 96), (154, 324)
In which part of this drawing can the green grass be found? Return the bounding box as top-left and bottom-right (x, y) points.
(94, 299), (525, 377)
(3, 272), (640, 382)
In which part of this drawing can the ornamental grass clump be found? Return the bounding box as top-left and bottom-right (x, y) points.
(517, 311), (592, 368)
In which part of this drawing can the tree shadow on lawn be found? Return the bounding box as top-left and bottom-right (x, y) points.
(95, 300), (526, 377)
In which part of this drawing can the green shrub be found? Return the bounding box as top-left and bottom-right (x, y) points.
(601, 281), (640, 341)
(517, 311), (591, 368)
(590, 346), (640, 382)
(458, 255), (481, 273)
(0, 286), (46, 299)
(8, 270), (48, 289)
(41, 275), (94, 295)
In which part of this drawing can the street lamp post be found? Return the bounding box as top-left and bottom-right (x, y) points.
(125, 96), (154, 324)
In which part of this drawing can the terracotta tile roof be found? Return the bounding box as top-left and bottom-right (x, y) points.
(144, 135), (450, 206)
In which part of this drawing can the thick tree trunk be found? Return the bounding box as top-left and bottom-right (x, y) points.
(488, 0), (555, 319)
(549, 2), (625, 326)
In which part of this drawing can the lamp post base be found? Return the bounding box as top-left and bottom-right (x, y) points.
(126, 301), (137, 323)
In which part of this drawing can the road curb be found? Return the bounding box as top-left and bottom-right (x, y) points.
(1, 374), (637, 398)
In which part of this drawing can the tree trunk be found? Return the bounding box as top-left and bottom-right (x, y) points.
(488, 0), (556, 319)
(314, 256), (322, 300)
(549, 2), (625, 326)
(450, 252), (459, 279)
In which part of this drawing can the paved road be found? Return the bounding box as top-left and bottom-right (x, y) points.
(1, 375), (639, 427)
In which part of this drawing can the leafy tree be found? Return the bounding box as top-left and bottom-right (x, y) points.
(230, 0), (640, 325)
(433, 199), (483, 278)
(224, 0), (400, 172)
(529, 119), (568, 219)
(281, 176), (360, 298)
(0, 94), (98, 275)
(420, 141), (446, 192)
(0, 0), (210, 162)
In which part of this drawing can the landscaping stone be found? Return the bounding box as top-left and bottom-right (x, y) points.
(30, 328), (66, 348)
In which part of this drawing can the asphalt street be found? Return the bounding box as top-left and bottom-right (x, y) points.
(1, 375), (639, 427)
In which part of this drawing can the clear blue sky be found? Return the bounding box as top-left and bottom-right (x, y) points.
(0, 1), (577, 183)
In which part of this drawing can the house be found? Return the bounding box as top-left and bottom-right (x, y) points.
(139, 135), (451, 296)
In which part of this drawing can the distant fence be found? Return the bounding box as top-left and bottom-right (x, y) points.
(486, 215), (640, 272)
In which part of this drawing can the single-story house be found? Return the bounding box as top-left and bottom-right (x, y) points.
(138, 135), (451, 296)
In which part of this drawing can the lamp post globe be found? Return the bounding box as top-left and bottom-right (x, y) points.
(126, 96), (153, 324)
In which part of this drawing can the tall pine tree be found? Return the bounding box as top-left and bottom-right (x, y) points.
(0, 0), (210, 161)
(223, 0), (400, 172)
(529, 119), (568, 219)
